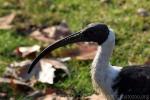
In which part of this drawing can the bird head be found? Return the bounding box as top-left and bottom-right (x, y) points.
(28, 23), (110, 73)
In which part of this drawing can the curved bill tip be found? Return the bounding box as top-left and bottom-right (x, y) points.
(28, 63), (35, 73)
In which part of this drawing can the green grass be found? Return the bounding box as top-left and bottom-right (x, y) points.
(0, 0), (150, 98)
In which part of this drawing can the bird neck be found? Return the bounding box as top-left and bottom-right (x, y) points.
(92, 41), (114, 69)
(91, 31), (116, 99)
(91, 39), (115, 96)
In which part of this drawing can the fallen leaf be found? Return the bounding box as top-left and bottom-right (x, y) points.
(137, 8), (149, 17)
(30, 21), (71, 43)
(84, 94), (106, 100)
(42, 26), (57, 38)
(35, 59), (70, 84)
(29, 30), (55, 43)
(41, 20), (71, 40)
(44, 88), (58, 95)
(13, 45), (40, 58)
(5, 59), (69, 85)
(37, 94), (73, 100)
(9, 59), (32, 67)
(51, 45), (79, 58)
(0, 13), (16, 29)
(27, 88), (72, 100)
(0, 77), (34, 94)
(37, 60), (56, 84)
(58, 57), (71, 62)
(4, 60), (32, 81)
(75, 43), (97, 60)
(27, 90), (44, 99)
(52, 43), (97, 60)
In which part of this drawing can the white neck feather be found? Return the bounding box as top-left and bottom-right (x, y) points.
(91, 30), (117, 99)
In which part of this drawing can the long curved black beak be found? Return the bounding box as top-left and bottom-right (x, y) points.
(28, 23), (109, 73)
(28, 31), (87, 73)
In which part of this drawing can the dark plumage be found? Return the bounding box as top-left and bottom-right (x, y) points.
(113, 65), (150, 100)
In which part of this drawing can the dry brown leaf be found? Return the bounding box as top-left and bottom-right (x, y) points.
(37, 94), (73, 100)
(27, 90), (44, 99)
(29, 30), (55, 43)
(52, 43), (97, 60)
(0, 77), (34, 94)
(42, 26), (57, 38)
(75, 43), (97, 60)
(5, 60), (33, 81)
(51, 46), (79, 58)
(0, 13), (16, 29)
(37, 59), (56, 84)
(35, 59), (70, 84)
(27, 87), (67, 100)
(13, 45), (40, 58)
(84, 94), (106, 100)
(44, 88), (57, 95)
(42, 21), (71, 40)
(58, 57), (71, 62)
(75, 51), (96, 60)
(30, 21), (71, 43)
(5, 59), (69, 85)
(44, 87), (67, 96)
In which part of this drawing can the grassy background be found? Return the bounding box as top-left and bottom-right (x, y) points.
(0, 0), (150, 98)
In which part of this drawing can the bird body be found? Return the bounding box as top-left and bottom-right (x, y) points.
(28, 23), (150, 100)
(113, 65), (150, 100)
